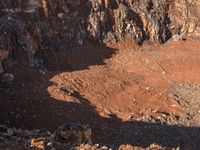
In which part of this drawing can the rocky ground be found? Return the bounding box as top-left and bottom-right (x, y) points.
(1, 0), (200, 150)
(1, 39), (200, 149)
(1, 0), (200, 71)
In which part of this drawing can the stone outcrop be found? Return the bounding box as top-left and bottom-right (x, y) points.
(169, 0), (200, 39)
(87, 0), (200, 44)
(0, 0), (200, 72)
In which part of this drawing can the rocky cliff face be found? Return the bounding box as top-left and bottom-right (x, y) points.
(0, 0), (200, 73)
(87, 0), (200, 44)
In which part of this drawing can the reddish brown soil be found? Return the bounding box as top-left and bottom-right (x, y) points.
(1, 39), (200, 149)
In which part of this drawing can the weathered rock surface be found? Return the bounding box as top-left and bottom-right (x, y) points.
(87, 0), (200, 44)
(0, 0), (200, 73)
(54, 123), (92, 146)
(0, 0), (200, 148)
(0, 123), (93, 150)
(0, 124), (179, 150)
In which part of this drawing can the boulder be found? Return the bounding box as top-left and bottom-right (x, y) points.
(54, 123), (92, 146)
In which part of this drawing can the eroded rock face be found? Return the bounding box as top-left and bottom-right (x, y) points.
(169, 0), (200, 38)
(87, 0), (172, 44)
(0, 0), (200, 72)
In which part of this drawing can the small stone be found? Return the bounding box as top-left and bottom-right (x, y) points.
(101, 146), (108, 149)
(58, 13), (65, 19)
(31, 138), (45, 150)
(146, 87), (150, 90)
(47, 142), (53, 147)
(7, 128), (14, 136)
(1, 73), (14, 83)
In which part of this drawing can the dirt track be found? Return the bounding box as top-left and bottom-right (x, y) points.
(1, 39), (200, 149)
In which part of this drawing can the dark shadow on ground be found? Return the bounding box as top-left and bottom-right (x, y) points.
(0, 45), (200, 150)
(46, 42), (116, 72)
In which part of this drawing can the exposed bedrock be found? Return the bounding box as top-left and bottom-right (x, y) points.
(0, 0), (200, 72)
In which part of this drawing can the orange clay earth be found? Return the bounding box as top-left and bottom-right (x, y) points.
(1, 39), (200, 149)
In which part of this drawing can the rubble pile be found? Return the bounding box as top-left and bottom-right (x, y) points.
(0, 124), (179, 150)
(0, 123), (93, 150)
